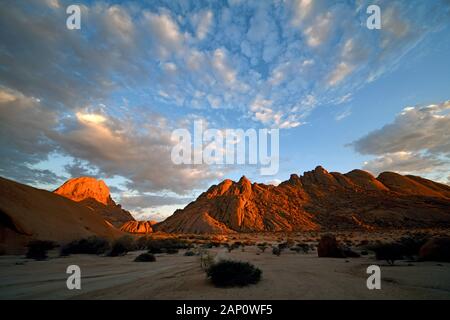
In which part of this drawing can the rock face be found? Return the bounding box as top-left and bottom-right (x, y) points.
(419, 237), (450, 262)
(120, 221), (154, 234)
(54, 177), (135, 227)
(0, 176), (122, 254)
(156, 166), (450, 234)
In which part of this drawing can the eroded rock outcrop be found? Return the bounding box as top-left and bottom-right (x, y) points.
(157, 166), (450, 234)
(54, 177), (135, 227)
(120, 221), (154, 234)
(0, 176), (122, 254)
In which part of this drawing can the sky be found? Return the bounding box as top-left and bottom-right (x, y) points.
(1, 0), (449, 221)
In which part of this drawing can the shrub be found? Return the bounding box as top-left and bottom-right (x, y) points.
(257, 243), (268, 253)
(165, 248), (179, 254)
(278, 242), (288, 250)
(134, 253), (156, 262)
(184, 250), (196, 256)
(272, 247), (281, 256)
(200, 251), (215, 271)
(201, 243), (214, 249)
(135, 236), (150, 250)
(206, 260), (262, 287)
(398, 234), (431, 258)
(226, 242), (240, 252)
(61, 237), (110, 256)
(26, 240), (57, 260)
(370, 243), (405, 265)
(296, 243), (310, 253)
(147, 238), (190, 253)
(108, 236), (135, 257)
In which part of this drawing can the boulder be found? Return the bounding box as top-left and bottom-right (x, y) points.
(419, 237), (450, 262)
(317, 234), (346, 258)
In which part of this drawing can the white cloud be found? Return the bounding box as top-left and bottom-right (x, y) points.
(191, 10), (213, 40)
(304, 11), (334, 47)
(212, 48), (237, 85)
(327, 62), (354, 86)
(353, 101), (450, 178)
(335, 108), (351, 121)
(362, 151), (447, 176)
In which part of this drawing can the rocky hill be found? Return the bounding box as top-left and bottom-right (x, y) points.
(120, 221), (155, 234)
(54, 177), (135, 227)
(156, 166), (450, 234)
(0, 176), (122, 254)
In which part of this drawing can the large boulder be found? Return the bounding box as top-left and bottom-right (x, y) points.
(317, 234), (359, 258)
(318, 234), (345, 258)
(419, 237), (450, 262)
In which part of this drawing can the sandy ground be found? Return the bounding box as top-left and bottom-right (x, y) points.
(1, 246), (449, 300)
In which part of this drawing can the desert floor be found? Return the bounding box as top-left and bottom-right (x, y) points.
(1, 244), (449, 300)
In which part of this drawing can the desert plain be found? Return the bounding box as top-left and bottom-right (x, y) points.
(1, 231), (449, 300)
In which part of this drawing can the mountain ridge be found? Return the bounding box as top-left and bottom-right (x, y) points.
(155, 166), (450, 234)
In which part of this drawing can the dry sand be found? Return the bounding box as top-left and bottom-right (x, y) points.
(1, 246), (449, 300)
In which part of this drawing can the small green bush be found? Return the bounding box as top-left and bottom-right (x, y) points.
(26, 240), (57, 260)
(207, 260), (262, 287)
(134, 253), (156, 262)
(184, 250), (196, 256)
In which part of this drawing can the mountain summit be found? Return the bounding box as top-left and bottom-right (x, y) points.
(156, 166), (450, 234)
(54, 177), (112, 205)
(54, 177), (134, 227)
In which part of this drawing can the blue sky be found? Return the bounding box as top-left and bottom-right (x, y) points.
(0, 0), (449, 220)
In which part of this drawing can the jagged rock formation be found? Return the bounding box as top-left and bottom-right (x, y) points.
(156, 166), (450, 234)
(54, 177), (135, 227)
(120, 221), (154, 234)
(0, 176), (122, 254)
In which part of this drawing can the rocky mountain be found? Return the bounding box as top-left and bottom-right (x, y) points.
(156, 166), (450, 234)
(120, 220), (155, 234)
(54, 177), (135, 227)
(0, 176), (122, 254)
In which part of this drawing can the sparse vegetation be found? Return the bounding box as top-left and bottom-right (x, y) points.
(272, 247), (281, 256)
(225, 242), (240, 252)
(134, 253), (156, 262)
(206, 260), (262, 287)
(61, 236), (110, 256)
(200, 250), (215, 271)
(257, 243), (268, 253)
(26, 240), (57, 260)
(165, 248), (179, 254)
(107, 236), (135, 257)
(135, 236), (150, 250)
(146, 238), (191, 253)
(184, 250), (196, 256)
(369, 243), (405, 265)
